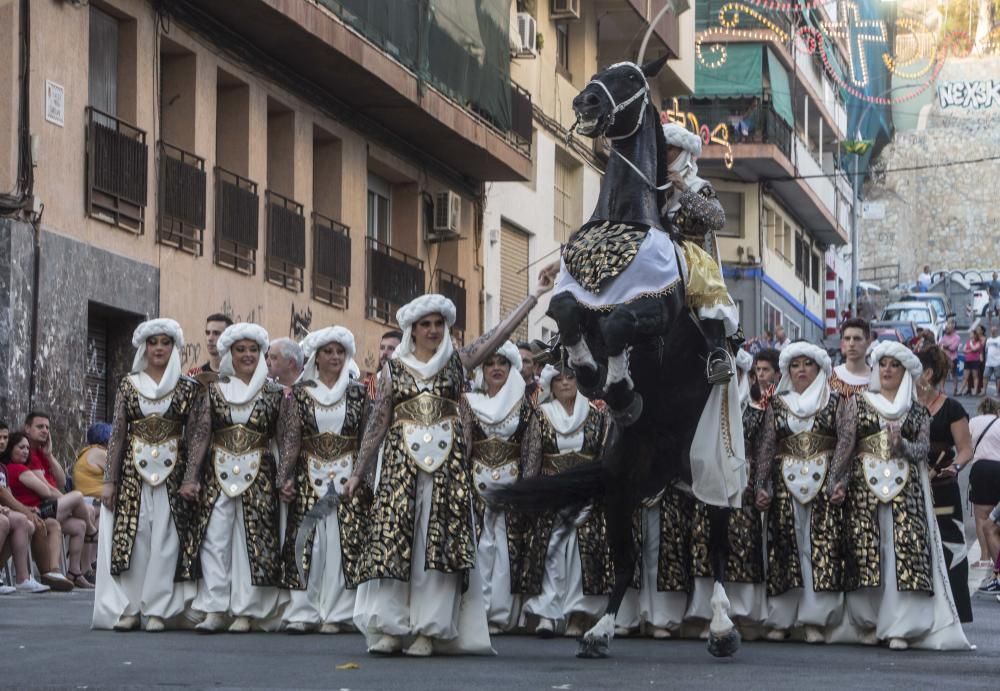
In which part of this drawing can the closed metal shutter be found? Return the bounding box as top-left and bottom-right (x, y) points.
(500, 223), (529, 343)
(86, 314), (110, 426)
(88, 8), (119, 117)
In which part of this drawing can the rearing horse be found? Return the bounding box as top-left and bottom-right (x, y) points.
(493, 57), (742, 659)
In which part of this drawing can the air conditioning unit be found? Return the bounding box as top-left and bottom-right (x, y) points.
(430, 191), (462, 241)
(551, 0), (581, 20)
(516, 13), (537, 56)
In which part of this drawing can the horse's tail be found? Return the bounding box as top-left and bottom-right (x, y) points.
(487, 460), (605, 513)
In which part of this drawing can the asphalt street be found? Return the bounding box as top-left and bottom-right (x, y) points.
(2, 588), (998, 690)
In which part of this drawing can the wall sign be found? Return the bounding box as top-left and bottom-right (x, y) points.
(45, 80), (65, 127)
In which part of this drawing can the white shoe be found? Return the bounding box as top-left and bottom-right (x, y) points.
(403, 634), (434, 657)
(195, 612), (226, 634)
(114, 614), (140, 632)
(285, 621), (309, 635)
(804, 625), (824, 644)
(145, 616), (165, 632)
(650, 626), (671, 640)
(859, 629), (879, 646)
(368, 633), (402, 655)
(0, 585), (17, 595)
(535, 618), (555, 638)
(16, 577), (50, 593)
(488, 624), (502, 635)
(614, 625), (631, 637)
(888, 637), (909, 651)
(228, 616), (251, 633)
(319, 623), (341, 635)
(765, 628), (787, 641)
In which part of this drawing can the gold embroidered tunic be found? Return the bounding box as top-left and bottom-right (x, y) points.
(180, 381), (290, 586)
(754, 392), (855, 596)
(279, 382), (370, 590)
(103, 376), (209, 577)
(843, 396), (933, 593)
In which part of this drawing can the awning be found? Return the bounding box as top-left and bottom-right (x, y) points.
(693, 43), (762, 98)
(766, 47), (794, 128)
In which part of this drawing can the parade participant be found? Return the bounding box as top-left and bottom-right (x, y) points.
(93, 319), (208, 632)
(279, 326), (369, 634)
(363, 330), (402, 400)
(462, 340), (537, 634)
(754, 342), (854, 643)
(752, 348), (780, 405)
(187, 313), (233, 383)
(519, 364), (613, 639)
(916, 346), (974, 623)
(829, 318), (871, 397)
(661, 123), (739, 384)
(840, 341), (971, 650)
(186, 323), (293, 633)
(516, 341), (541, 404)
(686, 349), (766, 638)
(348, 280), (549, 657)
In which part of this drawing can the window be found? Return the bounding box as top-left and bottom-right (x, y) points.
(553, 155), (573, 243)
(716, 190), (743, 237)
(367, 173), (391, 245)
(500, 223), (530, 342)
(555, 22), (570, 75)
(795, 232), (807, 281)
(810, 252), (822, 293)
(763, 299), (783, 332)
(89, 8), (119, 121)
(786, 319), (802, 340)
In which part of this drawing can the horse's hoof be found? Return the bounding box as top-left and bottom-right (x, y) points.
(576, 635), (610, 659)
(707, 628), (741, 658)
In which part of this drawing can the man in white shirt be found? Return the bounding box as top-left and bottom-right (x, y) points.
(829, 318), (871, 397)
(984, 324), (1000, 397)
(772, 324), (790, 350)
(917, 264), (932, 293)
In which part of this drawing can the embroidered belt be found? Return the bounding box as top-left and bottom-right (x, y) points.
(778, 432), (836, 505)
(542, 451), (593, 477)
(303, 432), (355, 500)
(858, 431), (909, 503)
(212, 424), (267, 498)
(472, 437), (521, 496)
(395, 393), (459, 474)
(129, 415), (183, 486)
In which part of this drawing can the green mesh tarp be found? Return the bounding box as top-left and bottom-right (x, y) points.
(766, 48), (794, 128)
(319, 0), (513, 130)
(693, 43), (762, 98)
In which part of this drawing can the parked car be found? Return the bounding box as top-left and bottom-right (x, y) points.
(971, 282), (992, 317)
(903, 292), (952, 322)
(869, 320), (919, 344)
(879, 301), (942, 339)
(873, 328), (904, 343)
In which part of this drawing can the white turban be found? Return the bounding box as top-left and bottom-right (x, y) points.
(662, 123), (708, 216)
(128, 318), (184, 400)
(298, 326), (358, 406)
(395, 294), (456, 330)
(776, 342), (833, 422)
(392, 294), (457, 380)
(778, 342), (833, 380)
(864, 341), (923, 420)
(662, 122), (703, 156)
(735, 348), (754, 374)
(467, 340), (526, 425)
(217, 323), (270, 405)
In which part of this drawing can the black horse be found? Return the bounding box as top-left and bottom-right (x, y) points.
(493, 57), (741, 659)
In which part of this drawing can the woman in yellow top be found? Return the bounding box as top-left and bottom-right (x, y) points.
(73, 423), (112, 499)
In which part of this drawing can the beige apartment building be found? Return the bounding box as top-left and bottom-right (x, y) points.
(0, 0), (531, 457)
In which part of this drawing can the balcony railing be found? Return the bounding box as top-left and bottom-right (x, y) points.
(681, 98), (793, 161)
(313, 212), (351, 310)
(214, 167), (259, 275)
(157, 142), (206, 255)
(265, 191), (306, 292)
(86, 107), (148, 233)
(366, 237), (425, 324)
(435, 269), (467, 344)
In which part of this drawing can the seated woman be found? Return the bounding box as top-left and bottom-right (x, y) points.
(1, 432), (97, 588)
(74, 423), (112, 501)
(0, 465), (48, 592)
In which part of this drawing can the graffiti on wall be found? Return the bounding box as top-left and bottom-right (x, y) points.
(221, 299), (265, 325)
(937, 80), (1000, 110)
(180, 343), (201, 367)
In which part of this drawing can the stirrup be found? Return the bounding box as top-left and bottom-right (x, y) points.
(706, 348), (734, 385)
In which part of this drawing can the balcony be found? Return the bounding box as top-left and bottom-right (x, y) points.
(157, 142), (206, 255)
(312, 212), (351, 309)
(683, 98), (848, 247)
(596, 0), (685, 91)
(265, 191), (306, 292)
(366, 238), (425, 325)
(435, 269), (467, 344)
(162, 0), (531, 182)
(86, 107), (148, 233)
(214, 167), (259, 275)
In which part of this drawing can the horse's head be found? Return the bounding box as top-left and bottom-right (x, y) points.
(571, 55), (668, 140)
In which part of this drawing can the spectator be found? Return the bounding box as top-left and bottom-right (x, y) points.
(266, 337), (304, 388)
(772, 325), (790, 350)
(985, 325), (1000, 397)
(0, 495), (48, 593)
(989, 272), (1000, 318)
(917, 264), (932, 292)
(961, 326), (986, 396)
(939, 319), (962, 394)
(968, 397), (1000, 592)
(73, 423), (111, 501)
(187, 312), (233, 380)
(363, 330), (402, 400)
(2, 429), (97, 589)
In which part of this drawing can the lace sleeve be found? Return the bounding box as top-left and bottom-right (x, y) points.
(182, 389), (212, 485)
(459, 396), (476, 462)
(829, 394), (858, 493)
(459, 295), (538, 371)
(900, 413), (931, 465)
(754, 405), (777, 496)
(354, 363), (393, 479)
(275, 392), (301, 487)
(521, 411), (543, 478)
(103, 386), (128, 485)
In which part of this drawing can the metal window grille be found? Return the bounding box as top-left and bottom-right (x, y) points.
(214, 167), (259, 275)
(365, 237), (424, 324)
(86, 106), (148, 233)
(436, 269), (466, 344)
(265, 190), (305, 292)
(313, 212), (351, 309)
(157, 141), (206, 254)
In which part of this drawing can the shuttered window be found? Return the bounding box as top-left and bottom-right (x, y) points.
(553, 157), (571, 244)
(500, 223), (530, 343)
(86, 313), (111, 427)
(88, 8), (119, 119)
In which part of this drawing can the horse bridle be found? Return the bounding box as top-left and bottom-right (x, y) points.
(584, 62), (670, 192)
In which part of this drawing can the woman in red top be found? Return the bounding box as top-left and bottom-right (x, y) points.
(1, 432), (96, 588)
(962, 326), (986, 396)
